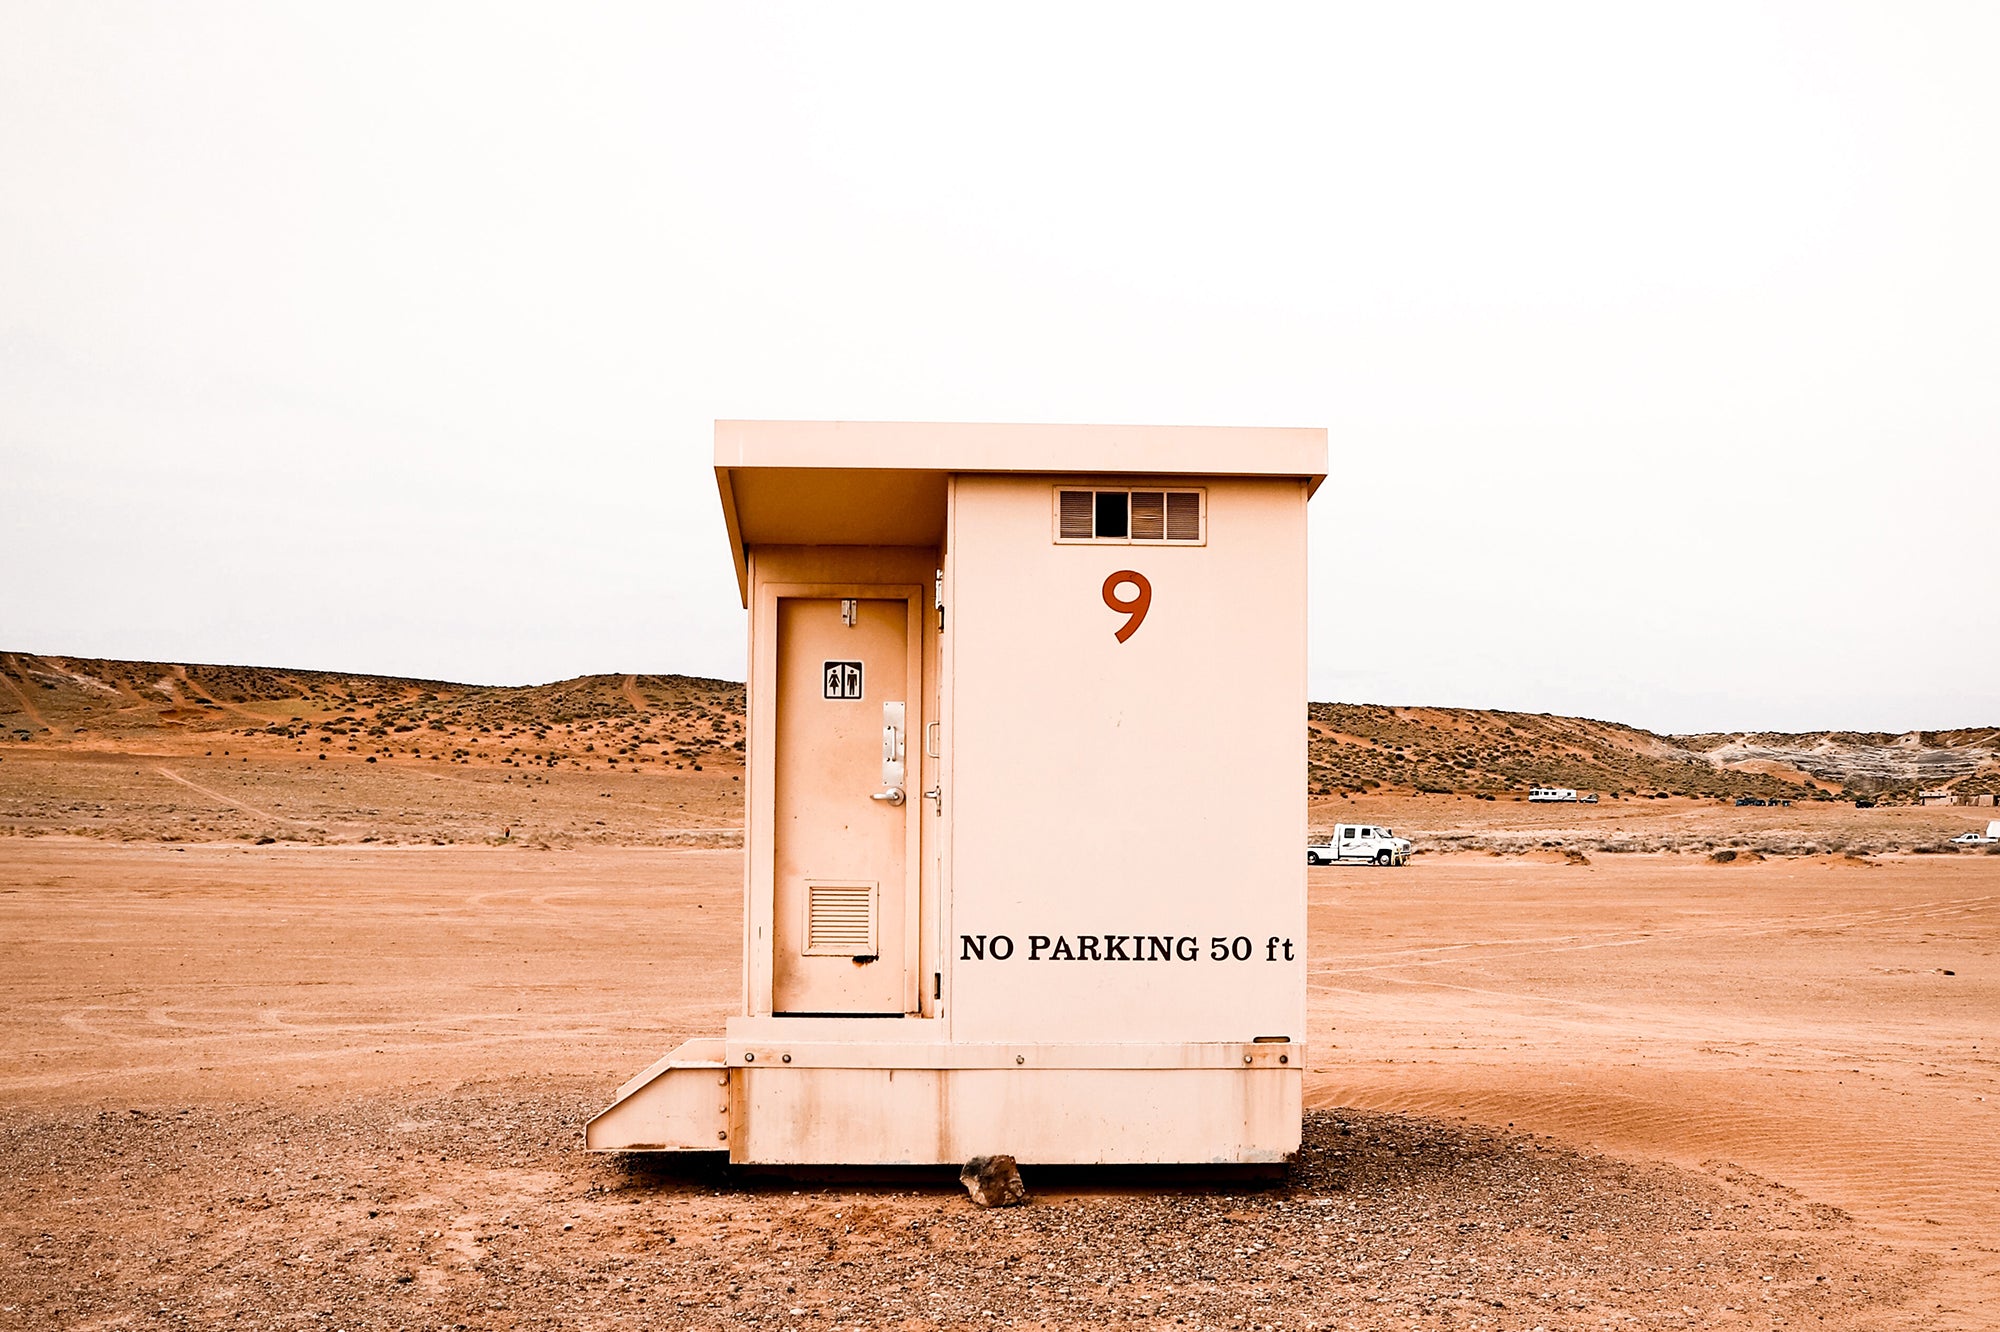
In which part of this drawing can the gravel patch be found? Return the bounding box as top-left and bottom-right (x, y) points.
(0, 1078), (1927, 1330)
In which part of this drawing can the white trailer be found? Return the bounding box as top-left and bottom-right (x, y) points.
(1528, 786), (1578, 803)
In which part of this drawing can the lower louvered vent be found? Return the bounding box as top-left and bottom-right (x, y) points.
(803, 881), (878, 956)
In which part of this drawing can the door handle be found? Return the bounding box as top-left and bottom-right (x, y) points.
(876, 701), (906, 806)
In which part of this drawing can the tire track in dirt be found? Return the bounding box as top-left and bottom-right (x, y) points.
(1309, 974), (1978, 1074)
(1, 654), (52, 731)
(620, 675), (650, 715)
(0, 1028), (641, 1094)
(47, 1004), (611, 1046)
(152, 767), (302, 825)
(171, 665), (275, 726)
(1308, 1072), (1997, 1248)
(1310, 893), (1997, 979)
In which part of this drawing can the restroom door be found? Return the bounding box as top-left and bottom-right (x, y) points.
(772, 596), (913, 1014)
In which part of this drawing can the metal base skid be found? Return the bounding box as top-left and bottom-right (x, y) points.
(586, 1018), (1302, 1166)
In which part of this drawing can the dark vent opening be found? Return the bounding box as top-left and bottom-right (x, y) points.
(1093, 490), (1129, 539)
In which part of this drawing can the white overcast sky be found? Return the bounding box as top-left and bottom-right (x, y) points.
(3, 3), (1996, 735)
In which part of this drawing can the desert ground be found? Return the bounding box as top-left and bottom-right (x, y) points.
(3, 659), (1998, 1328)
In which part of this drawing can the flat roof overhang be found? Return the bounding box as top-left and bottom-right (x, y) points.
(713, 420), (1329, 604)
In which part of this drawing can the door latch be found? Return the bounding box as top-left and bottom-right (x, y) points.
(874, 701), (906, 805)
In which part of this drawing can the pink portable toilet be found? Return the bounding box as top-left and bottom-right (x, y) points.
(588, 421), (1327, 1164)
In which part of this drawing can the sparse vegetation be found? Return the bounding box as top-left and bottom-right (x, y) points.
(2, 654), (1992, 834)
(1308, 701), (1996, 803)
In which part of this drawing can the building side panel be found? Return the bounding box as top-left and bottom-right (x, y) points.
(945, 475), (1308, 1045)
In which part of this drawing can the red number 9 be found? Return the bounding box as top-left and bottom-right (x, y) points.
(1102, 570), (1152, 642)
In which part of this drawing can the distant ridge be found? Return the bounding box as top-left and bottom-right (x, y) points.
(1307, 702), (1997, 802)
(0, 653), (745, 774)
(4, 654), (1992, 803)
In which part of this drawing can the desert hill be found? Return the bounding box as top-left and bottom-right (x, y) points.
(1309, 702), (1999, 802)
(1, 653), (744, 773)
(0, 653), (749, 847)
(5, 652), (1995, 806)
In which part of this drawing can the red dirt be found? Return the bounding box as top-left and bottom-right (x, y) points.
(2, 832), (1994, 1327)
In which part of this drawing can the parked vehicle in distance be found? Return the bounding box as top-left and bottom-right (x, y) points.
(1528, 786), (1578, 803)
(1950, 831), (1994, 845)
(1854, 799), (1876, 808)
(1307, 824), (1412, 867)
(1579, 793), (1599, 803)
(1736, 797), (1766, 807)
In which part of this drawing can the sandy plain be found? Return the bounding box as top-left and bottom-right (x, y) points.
(3, 671), (1999, 1332)
(3, 771), (1997, 1329)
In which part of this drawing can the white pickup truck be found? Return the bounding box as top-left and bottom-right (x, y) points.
(1307, 824), (1412, 867)
(1952, 821), (2000, 846)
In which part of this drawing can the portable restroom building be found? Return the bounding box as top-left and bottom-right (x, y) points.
(587, 421), (1327, 1165)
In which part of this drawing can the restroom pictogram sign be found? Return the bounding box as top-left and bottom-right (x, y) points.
(822, 660), (863, 700)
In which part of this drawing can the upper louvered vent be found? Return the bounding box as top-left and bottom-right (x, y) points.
(1058, 489), (1095, 539)
(1053, 487), (1204, 544)
(803, 881), (878, 957)
(1130, 491), (1165, 540)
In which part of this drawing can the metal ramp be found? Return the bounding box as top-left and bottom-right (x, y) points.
(584, 1038), (727, 1152)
